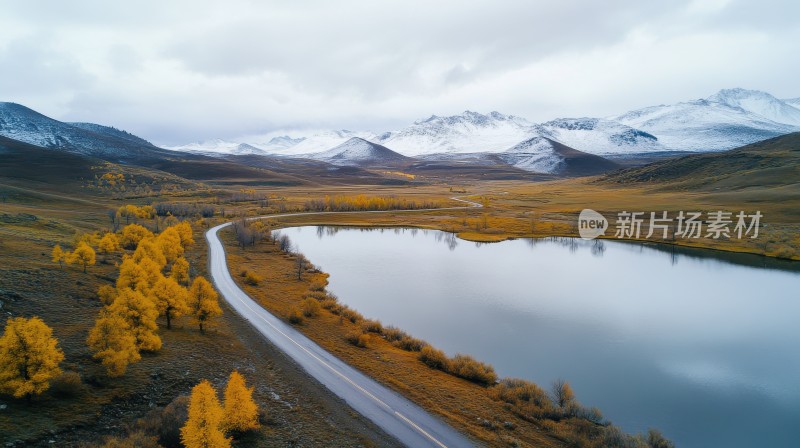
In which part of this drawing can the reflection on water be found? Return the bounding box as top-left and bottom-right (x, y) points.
(281, 226), (800, 448)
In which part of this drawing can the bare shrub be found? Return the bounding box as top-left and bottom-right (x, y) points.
(156, 395), (189, 447)
(552, 379), (576, 409)
(49, 371), (85, 398)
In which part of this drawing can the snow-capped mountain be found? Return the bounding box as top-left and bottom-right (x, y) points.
(614, 91), (800, 151)
(497, 136), (620, 175)
(260, 135), (306, 152)
(376, 111), (534, 156)
(245, 130), (379, 156)
(497, 136), (564, 172)
(783, 97), (800, 109)
(165, 139), (269, 156)
(163, 88), (799, 163)
(708, 88), (800, 126)
(539, 118), (665, 155)
(0, 102), (167, 161)
(309, 137), (412, 167)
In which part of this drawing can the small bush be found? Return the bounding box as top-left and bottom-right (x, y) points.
(493, 378), (552, 408)
(309, 281), (326, 292)
(301, 298), (321, 317)
(449, 354), (498, 386)
(361, 319), (383, 334)
(646, 429), (675, 448)
(341, 307), (363, 323)
(49, 371), (85, 398)
(382, 326), (407, 342)
(393, 335), (428, 352)
(140, 395), (189, 448)
(243, 271), (262, 286)
(288, 308), (304, 324)
(319, 297), (338, 310)
(419, 346), (449, 370)
(327, 303), (344, 314)
(345, 330), (369, 348)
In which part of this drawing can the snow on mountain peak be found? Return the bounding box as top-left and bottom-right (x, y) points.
(310, 137), (410, 166)
(706, 88), (800, 126)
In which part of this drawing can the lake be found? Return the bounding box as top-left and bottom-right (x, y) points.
(279, 226), (800, 448)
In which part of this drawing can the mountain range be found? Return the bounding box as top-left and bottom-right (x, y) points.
(163, 88), (800, 172)
(1, 88), (798, 176)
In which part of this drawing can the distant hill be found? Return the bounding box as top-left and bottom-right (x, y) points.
(0, 135), (98, 185)
(0, 102), (174, 163)
(310, 137), (414, 167)
(601, 132), (800, 190)
(498, 136), (619, 176)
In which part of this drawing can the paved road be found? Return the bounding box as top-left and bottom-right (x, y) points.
(206, 199), (481, 448)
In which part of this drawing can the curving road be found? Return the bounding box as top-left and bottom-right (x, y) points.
(206, 198), (481, 448)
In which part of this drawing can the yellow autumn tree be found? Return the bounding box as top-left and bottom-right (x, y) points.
(174, 221), (195, 248)
(170, 257), (190, 286)
(181, 380), (231, 448)
(87, 312), (141, 377)
(51, 245), (66, 269)
(132, 237), (167, 269)
(97, 284), (118, 306)
(0, 317), (65, 400)
(120, 224), (154, 249)
(117, 257), (147, 291)
(98, 232), (122, 254)
(151, 276), (189, 329)
(108, 288), (161, 352)
(74, 231), (101, 248)
(188, 277), (222, 334)
(156, 227), (184, 264)
(137, 205), (156, 219)
(223, 371), (259, 432)
(138, 257), (166, 294)
(68, 242), (96, 273)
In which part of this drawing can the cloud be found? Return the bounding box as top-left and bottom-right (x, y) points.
(0, 0), (797, 144)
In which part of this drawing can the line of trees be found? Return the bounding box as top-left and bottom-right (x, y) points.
(304, 194), (440, 212)
(154, 202), (216, 218)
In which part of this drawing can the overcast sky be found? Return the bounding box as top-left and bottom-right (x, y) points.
(1, 0), (798, 144)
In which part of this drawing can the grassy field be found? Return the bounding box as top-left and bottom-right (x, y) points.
(0, 182), (400, 447)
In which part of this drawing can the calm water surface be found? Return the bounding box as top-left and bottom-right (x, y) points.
(280, 226), (800, 448)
